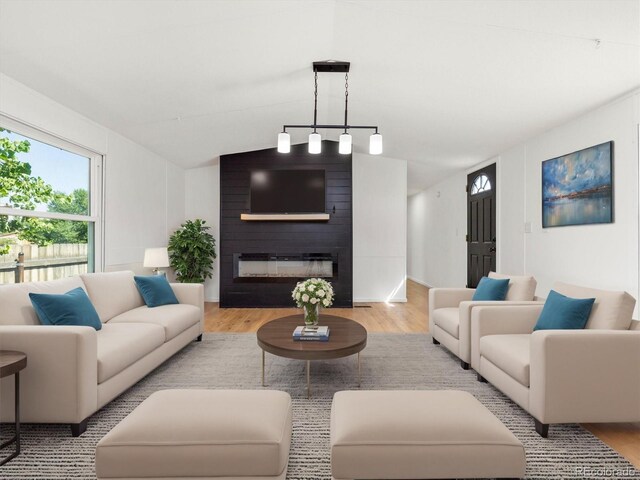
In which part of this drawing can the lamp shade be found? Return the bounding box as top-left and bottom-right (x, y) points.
(369, 133), (383, 155)
(339, 133), (352, 154)
(277, 132), (290, 153)
(143, 247), (170, 268)
(308, 133), (322, 154)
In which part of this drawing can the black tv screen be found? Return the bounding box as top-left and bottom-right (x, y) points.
(250, 169), (326, 214)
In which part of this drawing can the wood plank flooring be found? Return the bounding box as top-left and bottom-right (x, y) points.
(204, 279), (640, 468)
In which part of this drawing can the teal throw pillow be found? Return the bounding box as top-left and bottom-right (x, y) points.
(134, 275), (179, 308)
(29, 287), (102, 330)
(534, 290), (595, 331)
(472, 277), (510, 301)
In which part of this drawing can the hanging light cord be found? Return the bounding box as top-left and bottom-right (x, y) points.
(312, 71), (318, 133)
(343, 73), (349, 133)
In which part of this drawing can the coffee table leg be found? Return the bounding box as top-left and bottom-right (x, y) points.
(306, 360), (310, 399)
(261, 350), (265, 387)
(0, 372), (20, 466)
(357, 352), (361, 388)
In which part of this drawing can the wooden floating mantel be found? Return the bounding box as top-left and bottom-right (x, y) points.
(240, 213), (330, 221)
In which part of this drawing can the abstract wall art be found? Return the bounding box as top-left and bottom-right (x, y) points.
(542, 141), (613, 228)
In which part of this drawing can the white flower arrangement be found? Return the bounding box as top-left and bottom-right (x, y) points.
(292, 278), (334, 309)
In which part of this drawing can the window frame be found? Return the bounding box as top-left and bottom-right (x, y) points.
(470, 173), (492, 195)
(0, 114), (104, 273)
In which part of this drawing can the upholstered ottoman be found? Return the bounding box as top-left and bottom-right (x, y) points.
(96, 389), (292, 480)
(331, 390), (525, 479)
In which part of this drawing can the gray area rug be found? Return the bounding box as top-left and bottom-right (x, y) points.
(2, 332), (639, 479)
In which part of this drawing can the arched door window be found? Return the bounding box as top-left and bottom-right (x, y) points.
(470, 174), (492, 195)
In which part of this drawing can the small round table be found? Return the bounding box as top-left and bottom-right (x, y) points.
(257, 315), (367, 398)
(0, 350), (27, 466)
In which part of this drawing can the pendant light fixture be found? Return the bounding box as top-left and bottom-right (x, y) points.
(277, 61), (382, 155)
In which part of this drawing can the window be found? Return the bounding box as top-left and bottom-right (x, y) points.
(0, 117), (102, 284)
(470, 174), (492, 195)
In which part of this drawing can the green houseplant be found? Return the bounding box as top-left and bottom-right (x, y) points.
(168, 219), (217, 283)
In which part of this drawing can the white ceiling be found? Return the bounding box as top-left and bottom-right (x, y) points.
(0, 0), (638, 194)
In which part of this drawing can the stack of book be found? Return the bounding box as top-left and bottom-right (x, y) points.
(292, 325), (330, 342)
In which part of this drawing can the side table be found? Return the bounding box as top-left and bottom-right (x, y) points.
(0, 350), (27, 466)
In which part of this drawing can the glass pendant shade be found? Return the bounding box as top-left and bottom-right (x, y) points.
(339, 133), (352, 154)
(308, 133), (322, 154)
(369, 133), (383, 155)
(277, 132), (290, 153)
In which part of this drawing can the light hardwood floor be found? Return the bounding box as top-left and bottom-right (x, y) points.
(204, 279), (640, 468)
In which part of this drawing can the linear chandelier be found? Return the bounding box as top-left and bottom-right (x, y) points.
(277, 61), (382, 155)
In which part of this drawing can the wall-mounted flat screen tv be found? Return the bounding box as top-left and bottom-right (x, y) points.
(250, 169), (326, 214)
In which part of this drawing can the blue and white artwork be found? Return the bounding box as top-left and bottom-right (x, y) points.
(542, 142), (613, 228)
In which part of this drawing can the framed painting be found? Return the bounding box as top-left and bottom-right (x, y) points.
(542, 141), (613, 228)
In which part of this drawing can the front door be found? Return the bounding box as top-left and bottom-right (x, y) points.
(467, 163), (496, 288)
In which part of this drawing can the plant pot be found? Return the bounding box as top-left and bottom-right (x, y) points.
(303, 303), (320, 326)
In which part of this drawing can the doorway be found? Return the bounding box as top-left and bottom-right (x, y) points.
(467, 163), (496, 288)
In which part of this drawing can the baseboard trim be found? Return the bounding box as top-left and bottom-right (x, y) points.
(407, 276), (432, 288)
(354, 298), (408, 303)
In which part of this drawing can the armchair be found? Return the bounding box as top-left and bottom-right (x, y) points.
(429, 272), (539, 369)
(470, 282), (640, 437)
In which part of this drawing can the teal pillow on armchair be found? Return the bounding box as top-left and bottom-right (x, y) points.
(472, 277), (510, 301)
(29, 287), (102, 330)
(534, 290), (595, 331)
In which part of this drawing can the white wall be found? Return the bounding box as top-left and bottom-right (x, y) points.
(408, 91), (640, 307)
(407, 172), (467, 288)
(185, 165), (220, 302)
(0, 73), (185, 274)
(521, 93), (639, 300)
(353, 153), (407, 302)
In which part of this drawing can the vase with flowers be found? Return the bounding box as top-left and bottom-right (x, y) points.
(291, 278), (334, 326)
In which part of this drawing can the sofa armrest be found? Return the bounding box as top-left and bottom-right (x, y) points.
(171, 282), (205, 334)
(428, 288), (475, 333)
(458, 300), (543, 363)
(470, 304), (543, 369)
(529, 330), (640, 424)
(0, 325), (97, 424)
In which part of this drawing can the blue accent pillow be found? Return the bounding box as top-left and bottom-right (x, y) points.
(472, 277), (510, 301)
(134, 275), (179, 308)
(29, 287), (102, 331)
(534, 290), (595, 331)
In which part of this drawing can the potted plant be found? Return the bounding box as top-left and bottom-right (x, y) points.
(168, 219), (217, 283)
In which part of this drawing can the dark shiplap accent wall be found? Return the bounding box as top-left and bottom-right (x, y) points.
(219, 141), (353, 307)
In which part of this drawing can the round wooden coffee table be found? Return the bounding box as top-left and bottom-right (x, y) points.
(257, 314), (367, 398)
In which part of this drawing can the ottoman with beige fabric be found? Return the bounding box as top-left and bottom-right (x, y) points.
(330, 390), (525, 479)
(96, 389), (292, 480)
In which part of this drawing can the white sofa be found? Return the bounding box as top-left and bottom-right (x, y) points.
(429, 272), (540, 369)
(471, 282), (640, 437)
(0, 271), (204, 436)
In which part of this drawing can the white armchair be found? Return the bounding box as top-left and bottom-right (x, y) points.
(471, 282), (640, 437)
(429, 272), (540, 369)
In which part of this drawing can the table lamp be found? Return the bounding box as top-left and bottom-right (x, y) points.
(143, 247), (170, 276)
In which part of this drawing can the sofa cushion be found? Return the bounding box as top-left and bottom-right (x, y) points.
(433, 307), (459, 339)
(489, 272), (537, 301)
(108, 304), (200, 342)
(0, 276), (87, 326)
(553, 281), (636, 330)
(134, 275), (179, 308)
(472, 277), (509, 301)
(480, 334), (530, 387)
(534, 290), (595, 331)
(80, 271), (144, 323)
(97, 323), (165, 383)
(29, 287), (102, 330)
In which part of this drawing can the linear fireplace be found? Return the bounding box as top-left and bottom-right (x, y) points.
(233, 253), (337, 282)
